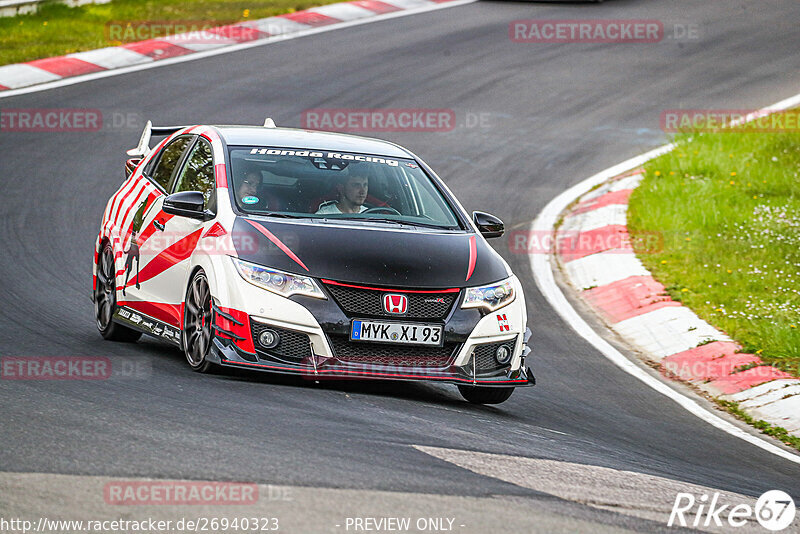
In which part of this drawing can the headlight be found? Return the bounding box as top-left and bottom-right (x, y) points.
(232, 258), (326, 300)
(461, 277), (515, 311)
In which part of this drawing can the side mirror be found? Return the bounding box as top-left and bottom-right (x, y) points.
(163, 191), (211, 221)
(473, 211), (504, 238)
(125, 158), (142, 178)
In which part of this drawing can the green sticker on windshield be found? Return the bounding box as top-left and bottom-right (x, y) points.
(242, 196), (259, 205)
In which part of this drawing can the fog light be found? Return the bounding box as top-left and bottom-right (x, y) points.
(259, 329), (280, 349)
(495, 345), (512, 365)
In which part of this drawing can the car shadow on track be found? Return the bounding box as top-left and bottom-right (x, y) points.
(128, 335), (529, 419)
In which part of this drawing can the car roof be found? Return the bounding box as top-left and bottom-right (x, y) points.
(213, 126), (414, 159)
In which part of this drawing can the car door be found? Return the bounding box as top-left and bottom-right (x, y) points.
(120, 134), (194, 326)
(144, 137), (217, 323)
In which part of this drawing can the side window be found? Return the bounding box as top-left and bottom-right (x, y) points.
(150, 137), (192, 191)
(173, 139), (216, 212)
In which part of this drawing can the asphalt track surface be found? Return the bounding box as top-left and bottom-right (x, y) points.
(2, 0), (800, 531)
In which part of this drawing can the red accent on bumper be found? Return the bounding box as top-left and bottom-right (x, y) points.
(221, 359), (529, 384)
(215, 307), (254, 354)
(320, 279), (460, 294)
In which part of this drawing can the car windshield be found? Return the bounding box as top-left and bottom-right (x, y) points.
(227, 146), (463, 230)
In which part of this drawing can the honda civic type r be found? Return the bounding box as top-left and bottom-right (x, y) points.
(93, 119), (534, 404)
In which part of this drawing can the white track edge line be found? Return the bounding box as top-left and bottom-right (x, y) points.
(529, 91), (800, 465)
(0, 0), (477, 100)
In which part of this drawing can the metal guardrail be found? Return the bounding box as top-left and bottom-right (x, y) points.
(0, 0), (110, 17)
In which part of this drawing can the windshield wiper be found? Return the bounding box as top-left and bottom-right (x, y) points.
(256, 212), (304, 219)
(356, 217), (454, 230)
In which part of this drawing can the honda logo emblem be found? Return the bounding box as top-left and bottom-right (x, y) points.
(383, 294), (408, 314)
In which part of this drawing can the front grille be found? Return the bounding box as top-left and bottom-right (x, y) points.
(329, 335), (459, 368)
(250, 320), (312, 361)
(323, 283), (458, 320)
(472, 338), (517, 372)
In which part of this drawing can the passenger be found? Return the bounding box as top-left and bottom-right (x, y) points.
(238, 169), (262, 203)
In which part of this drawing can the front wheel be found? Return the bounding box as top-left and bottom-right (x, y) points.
(458, 385), (515, 404)
(182, 270), (216, 373)
(94, 243), (141, 342)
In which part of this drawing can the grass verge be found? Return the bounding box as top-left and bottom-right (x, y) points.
(0, 0), (342, 66)
(718, 400), (800, 451)
(627, 112), (800, 378)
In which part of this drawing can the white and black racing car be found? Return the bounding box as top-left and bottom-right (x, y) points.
(92, 119), (534, 404)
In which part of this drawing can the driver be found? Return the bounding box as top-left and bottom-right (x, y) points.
(316, 173), (369, 214)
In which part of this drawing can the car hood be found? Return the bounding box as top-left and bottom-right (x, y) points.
(231, 217), (509, 289)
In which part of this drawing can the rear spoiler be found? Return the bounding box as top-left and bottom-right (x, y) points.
(126, 118), (278, 158)
(126, 121), (188, 158)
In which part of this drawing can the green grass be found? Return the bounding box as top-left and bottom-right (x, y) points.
(719, 400), (800, 451)
(0, 0), (341, 66)
(628, 112), (800, 378)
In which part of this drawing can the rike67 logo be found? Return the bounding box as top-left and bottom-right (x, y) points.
(668, 490), (796, 531)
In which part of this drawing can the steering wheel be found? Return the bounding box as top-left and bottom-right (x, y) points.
(363, 206), (401, 215)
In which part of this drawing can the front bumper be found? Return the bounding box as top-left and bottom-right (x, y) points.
(210, 260), (534, 387)
(208, 335), (535, 387)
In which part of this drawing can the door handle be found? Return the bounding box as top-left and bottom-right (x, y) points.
(153, 220), (165, 231)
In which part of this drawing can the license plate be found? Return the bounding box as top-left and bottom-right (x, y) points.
(350, 320), (443, 346)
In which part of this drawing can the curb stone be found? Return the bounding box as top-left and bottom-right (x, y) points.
(0, 0), (459, 91)
(556, 170), (800, 438)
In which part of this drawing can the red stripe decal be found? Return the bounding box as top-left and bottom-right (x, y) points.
(106, 178), (137, 231)
(121, 191), (158, 246)
(118, 187), (154, 244)
(200, 129), (220, 143)
(106, 182), (140, 237)
(135, 228), (204, 284)
(321, 279), (459, 294)
(214, 163), (227, 188)
(115, 211), (175, 278)
(137, 211), (175, 248)
(245, 220), (309, 272)
(465, 236), (477, 282)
